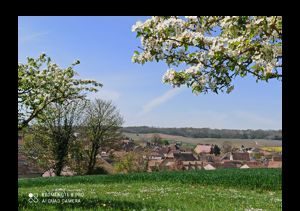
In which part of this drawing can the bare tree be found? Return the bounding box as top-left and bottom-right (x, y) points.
(222, 141), (233, 154)
(84, 99), (124, 175)
(151, 134), (162, 145)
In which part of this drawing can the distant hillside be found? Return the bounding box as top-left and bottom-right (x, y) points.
(123, 132), (282, 148)
(121, 126), (282, 140)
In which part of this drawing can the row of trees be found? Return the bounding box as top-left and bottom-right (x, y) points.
(122, 126), (282, 140)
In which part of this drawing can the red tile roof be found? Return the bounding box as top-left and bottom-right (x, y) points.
(232, 152), (250, 161)
(268, 161), (282, 168)
(194, 144), (212, 154)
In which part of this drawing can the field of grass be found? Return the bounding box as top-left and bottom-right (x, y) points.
(124, 132), (282, 148)
(19, 169), (282, 211)
(261, 147), (282, 152)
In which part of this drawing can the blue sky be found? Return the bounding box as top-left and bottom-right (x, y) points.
(18, 16), (282, 130)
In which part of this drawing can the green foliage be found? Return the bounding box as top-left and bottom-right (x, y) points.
(213, 144), (221, 156)
(151, 134), (163, 145)
(114, 152), (147, 173)
(22, 100), (86, 176)
(90, 167), (109, 175)
(20, 126), (55, 172)
(163, 139), (170, 145)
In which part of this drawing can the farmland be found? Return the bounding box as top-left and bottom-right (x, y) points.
(19, 168), (282, 211)
(124, 132), (282, 148)
(261, 147), (282, 152)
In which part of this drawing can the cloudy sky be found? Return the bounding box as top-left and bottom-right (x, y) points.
(18, 16), (282, 130)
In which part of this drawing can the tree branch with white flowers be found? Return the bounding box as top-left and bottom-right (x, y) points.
(131, 16), (282, 94)
(18, 53), (102, 130)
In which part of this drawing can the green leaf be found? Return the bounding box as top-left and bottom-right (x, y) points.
(184, 44), (188, 51)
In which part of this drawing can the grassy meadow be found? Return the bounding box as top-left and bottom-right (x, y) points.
(19, 168), (282, 211)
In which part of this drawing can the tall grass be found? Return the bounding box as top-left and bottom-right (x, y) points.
(19, 168), (281, 191)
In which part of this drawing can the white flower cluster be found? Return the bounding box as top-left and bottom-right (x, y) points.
(185, 63), (203, 75)
(162, 69), (176, 83)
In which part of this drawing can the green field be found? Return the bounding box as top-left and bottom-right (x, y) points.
(124, 132), (282, 149)
(124, 132), (282, 148)
(19, 169), (282, 211)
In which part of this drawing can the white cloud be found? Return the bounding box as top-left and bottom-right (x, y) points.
(88, 89), (121, 101)
(138, 88), (182, 116)
(19, 31), (49, 43)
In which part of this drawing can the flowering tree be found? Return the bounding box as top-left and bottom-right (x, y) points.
(132, 16), (282, 94)
(18, 53), (102, 130)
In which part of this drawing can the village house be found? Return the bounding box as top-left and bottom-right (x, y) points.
(122, 139), (135, 151)
(147, 159), (163, 172)
(158, 158), (177, 171)
(267, 160), (282, 168)
(240, 161), (266, 169)
(181, 161), (202, 170)
(173, 151), (197, 161)
(148, 151), (164, 160)
(203, 163), (216, 170)
(221, 152), (250, 162)
(272, 155), (282, 162)
(198, 154), (216, 162)
(194, 144), (212, 154)
(232, 152), (250, 161)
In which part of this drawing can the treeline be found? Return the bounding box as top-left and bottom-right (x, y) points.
(121, 126), (282, 140)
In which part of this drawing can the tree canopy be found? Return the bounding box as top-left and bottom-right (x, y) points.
(18, 53), (102, 130)
(132, 16), (282, 94)
(84, 99), (124, 174)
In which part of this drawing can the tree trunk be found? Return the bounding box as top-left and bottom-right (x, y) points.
(87, 142), (99, 174)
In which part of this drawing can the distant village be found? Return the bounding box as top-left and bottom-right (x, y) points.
(18, 135), (282, 178)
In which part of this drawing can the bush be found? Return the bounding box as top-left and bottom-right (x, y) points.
(91, 167), (109, 175)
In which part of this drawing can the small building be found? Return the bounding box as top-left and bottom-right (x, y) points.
(198, 154), (215, 162)
(159, 158), (177, 171)
(194, 144), (212, 154)
(173, 152), (197, 161)
(149, 151), (164, 160)
(203, 163), (216, 170)
(244, 161), (266, 168)
(182, 161), (202, 170)
(147, 159), (163, 172)
(272, 155), (282, 162)
(267, 161), (282, 168)
(218, 160), (241, 168)
(232, 152), (250, 161)
(220, 152), (233, 161)
(240, 164), (250, 169)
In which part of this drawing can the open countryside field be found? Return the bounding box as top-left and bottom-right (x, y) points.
(124, 132), (282, 148)
(261, 147), (282, 152)
(19, 169), (281, 211)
